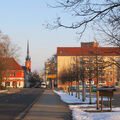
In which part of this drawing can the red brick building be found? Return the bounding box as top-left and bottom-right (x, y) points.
(1, 58), (24, 88)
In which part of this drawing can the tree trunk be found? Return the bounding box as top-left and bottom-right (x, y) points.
(0, 73), (2, 89)
(71, 80), (73, 96)
(89, 80), (92, 104)
(82, 81), (85, 101)
(78, 80), (80, 99)
(64, 83), (65, 92)
(68, 81), (70, 95)
(76, 80), (77, 97)
(97, 83), (99, 109)
(118, 79), (120, 87)
(66, 82), (68, 93)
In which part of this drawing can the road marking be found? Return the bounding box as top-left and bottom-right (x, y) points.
(15, 95), (41, 120)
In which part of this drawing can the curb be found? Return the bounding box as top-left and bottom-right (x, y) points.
(0, 90), (8, 93)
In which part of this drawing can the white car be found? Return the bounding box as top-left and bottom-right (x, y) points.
(41, 83), (46, 88)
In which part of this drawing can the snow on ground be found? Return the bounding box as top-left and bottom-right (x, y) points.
(54, 90), (90, 103)
(70, 105), (120, 120)
(53, 90), (108, 104)
(54, 90), (120, 120)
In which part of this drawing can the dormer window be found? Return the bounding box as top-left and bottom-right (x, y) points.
(60, 50), (63, 54)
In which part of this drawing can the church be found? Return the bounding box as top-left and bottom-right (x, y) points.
(22, 40), (32, 88)
(1, 41), (31, 88)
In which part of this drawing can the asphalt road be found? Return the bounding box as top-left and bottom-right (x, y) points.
(0, 88), (44, 120)
(23, 89), (72, 120)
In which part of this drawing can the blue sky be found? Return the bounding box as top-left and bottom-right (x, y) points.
(0, 0), (96, 72)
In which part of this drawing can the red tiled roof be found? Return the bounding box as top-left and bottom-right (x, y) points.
(57, 47), (120, 56)
(0, 57), (23, 70)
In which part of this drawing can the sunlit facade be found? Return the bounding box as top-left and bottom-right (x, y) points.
(1, 58), (24, 88)
(57, 42), (120, 88)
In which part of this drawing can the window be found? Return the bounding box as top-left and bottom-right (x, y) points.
(19, 81), (21, 86)
(86, 81), (89, 84)
(6, 82), (10, 86)
(101, 73), (105, 76)
(6, 72), (10, 77)
(60, 50), (63, 54)
(116, 57), (120, 62)
(79, 57), (83, 62)
(109, 71), (112, 75)
(72, 57), (75, 61)
(79, 81), (82, 85)
(109, 78), (112, 82)
(13, 72), (16, 76)
(91, 81), (94, 84)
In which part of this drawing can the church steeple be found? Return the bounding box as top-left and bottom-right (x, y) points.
(26, 40), (31, 61)
(25, 40), (31, 72)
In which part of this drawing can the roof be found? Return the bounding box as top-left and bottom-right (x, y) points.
(0, 57), (23, 71)
(57, 47), (120, 56)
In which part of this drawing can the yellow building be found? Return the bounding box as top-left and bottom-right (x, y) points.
(57, 42), (120, 88)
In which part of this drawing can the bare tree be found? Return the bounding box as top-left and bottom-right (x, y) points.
(60, 68), (68, 92)
(85, 56), (96, 104)
(0, 30), (20, 89)
(69, 68), (75, 96)
(78, 57), (86, 101)
(75, 56), (79, 98)
(45, 54), (57, 88)
(46, 0), (120, 42)
(97, 7), (120, 47)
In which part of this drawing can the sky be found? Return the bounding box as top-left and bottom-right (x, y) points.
(0, 0), (97, 72)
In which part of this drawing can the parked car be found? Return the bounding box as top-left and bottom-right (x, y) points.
(71, 86), (82, 91)
(85, 84), (89, 88)
(92, 85), (97, 92)
(71, 86), (76, 91)
(41, 82), (46, 88)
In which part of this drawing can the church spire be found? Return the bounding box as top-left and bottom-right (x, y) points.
(26, 40), (31, 61)
(25, 40), (31, 72)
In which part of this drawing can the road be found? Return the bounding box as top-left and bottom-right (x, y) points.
(23, 89), (72, 120)
(0, 88), (43, 120)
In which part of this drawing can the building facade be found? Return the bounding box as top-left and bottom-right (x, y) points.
(57, 42), (120, 88)
(1, 58), (24, 88)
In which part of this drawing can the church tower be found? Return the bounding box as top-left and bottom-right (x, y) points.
(25, 40), (31, 72)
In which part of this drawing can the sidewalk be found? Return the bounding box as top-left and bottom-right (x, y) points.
(22, 89), (72, 120)
(0, 90), (8, 97)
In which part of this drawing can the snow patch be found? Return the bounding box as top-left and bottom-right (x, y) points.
(54, 90), (120, 120)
